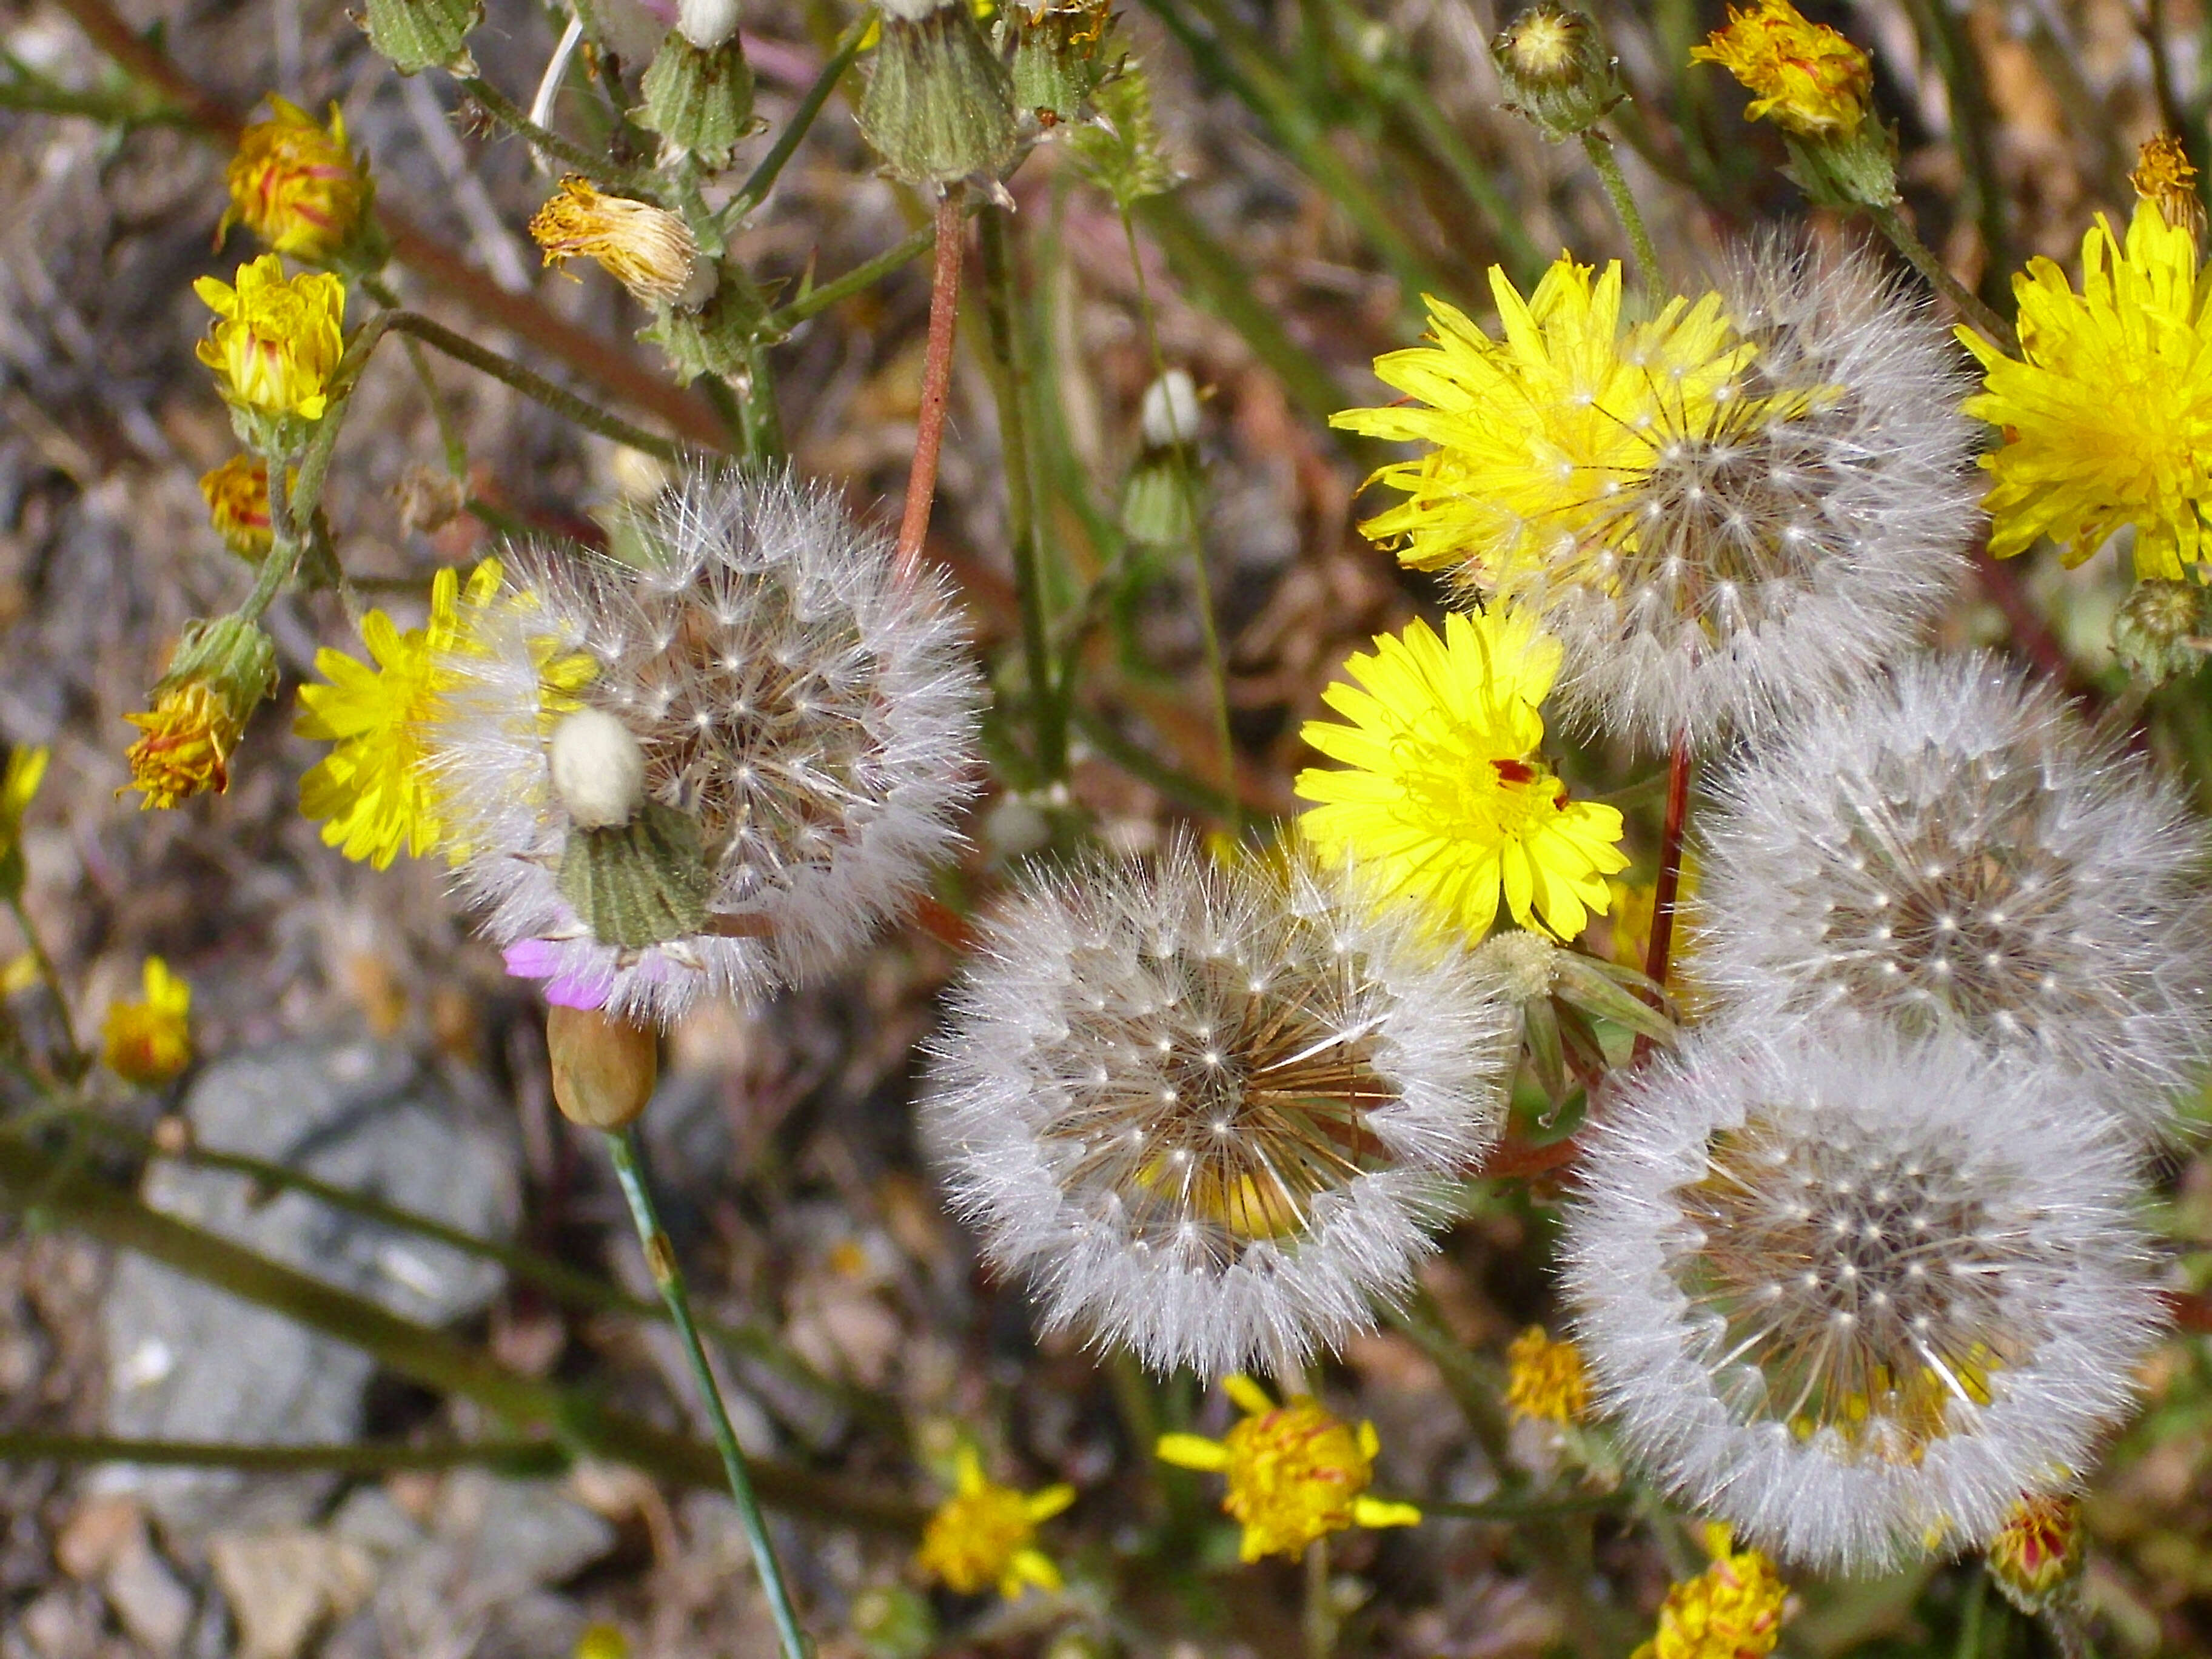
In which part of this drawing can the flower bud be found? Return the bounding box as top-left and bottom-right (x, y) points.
(199, 455), (284, 562)
(1692, 0), (1895, 208)
(220, 99), (374, 264)
(859, 0), (1019, 187)
(529, 178), (708, 309)
(122, 617), (278, 809)
(1120, 370), (1203, 552)
(675, 0), (741, 51)
(1985, 1492), (2083, 1616)
(640, 30), (756, 164)
(1491, 4), (1624, 142)
(551, 708), (648, 831)
(1005, 0), (1116, 129)
(360, 0), (481, 76)
(548, 1004), (659, 1130)
(193, 256), (348, 446)
(2111, 577), (2209, 685)
(639, 267), (766, 385)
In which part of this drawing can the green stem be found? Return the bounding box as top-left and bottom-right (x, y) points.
(1954, 1566), (1987, 1659)
(5, 896), (82, 1074)
(977, 209), (1064, 780)
(0, 1432), (569, 1477)
(1897, 0), (2015, 312)
(769, 222), (939, 332)
(726, 22), (869, 224)
(605, 1128), (809, 1659)
(1580, 130), (1665, 298)
(1302, 1533), (1336, 1659)
(1863, 200), (2016, 350)
(456, 73), (646, 195)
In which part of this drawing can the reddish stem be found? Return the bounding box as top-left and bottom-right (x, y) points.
(896, 191), (967, 579)
(1634, 734), (1694, 1065)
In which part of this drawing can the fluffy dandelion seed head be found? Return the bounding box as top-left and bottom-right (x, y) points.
(1563, 1025), (2163, 1573)
(923, 844), (1515, 1376)
(1696, 652), (2212, 1140)
(1334, 241), (1976, 749)
(432, 466), (983, 1025)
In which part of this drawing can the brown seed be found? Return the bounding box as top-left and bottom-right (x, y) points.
(547, 1005), (659, 1130)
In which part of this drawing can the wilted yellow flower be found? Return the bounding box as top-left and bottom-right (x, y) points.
(194, 255), (347, 421)
(1633, 1524), (1789, 1659)
(220, 97), (372, 262)
(1156, 1375), (1421, 1562)
(2131, 132), (2205, 236)
(0, 744), (49, 899)
(123, 682), (242, 809)
(913, 1446), (1074, 1600)
(1691, 0), (1872, 137)
(1506, 1326), (1590, 1426)
(529, 178), (700, 308)
(1986, 1492), (2083, 1614)
(295, 560), (505, 870)
(199, 455), (289, 561)
(1960, 196), (2212, 578)
(1295, 608), (1626, 943)
(102, 956), (193, 1087)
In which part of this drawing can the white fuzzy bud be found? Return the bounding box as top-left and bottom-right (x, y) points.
(877, 0), (957, 19)
(675, 0), (743, 50)
(1140, 369), (1201, 449)
(550, 708), (648, 830)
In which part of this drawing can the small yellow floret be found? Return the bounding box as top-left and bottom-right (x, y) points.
(1985, 1491), (2082, 1613)
(221, 97), (372, 262)
(1295, 608), (1626, 943)
(123, 681), (241, 809)
(1156, 1375), (1421, 1562)
(1506, 1326), (1590, 1426)
(194, 255), (347, 421)
(913, 1446), (1075, 1600)
(1632, 1524), (1789, 1659)
(199, 455), (286, 561)
(1690, 0), (1872, 138)
(2131, 133), (2204, 236)
(1, 744), (49, 898)
(529, 178), (700, 307)
(1960, 199), (2212, 579)
(295, 560), (505, 870)
(102, 956), (193, 1087)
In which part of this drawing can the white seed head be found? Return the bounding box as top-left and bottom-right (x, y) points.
(675, 0), (743, 50)
(549, 707), (648, 830)
(877, 0), (956, 19)
(1140, 368), (1201, 449)
(921, 843), (1518, 1376)
(1561, 1024), (2163, 1574)
(431, 464), (984, 1025)
(1504, 236), (1979, 750)
(1695, 652), (2212, 1141)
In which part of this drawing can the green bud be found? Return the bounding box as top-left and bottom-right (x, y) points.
(2112, 578), (2210, 686)
(850, 1582), (937, 1659)
(858, 0), (1019, 187)
(639, 263), (771, 385)
(156, 614), (279, 715)
(1005, 0), (1117, 129)
(557, 803), (713, 950)
(359, 0), (481, 76)
(1780, 122), (1900, 210)
(640, 32), (756, 165)
(1491, 4), (1623, 142)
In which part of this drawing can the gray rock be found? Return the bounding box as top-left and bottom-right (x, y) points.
(101, 1041), (520, 1529)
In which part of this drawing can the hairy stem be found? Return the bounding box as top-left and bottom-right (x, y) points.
(457, 73), (646, 193)
(727, 22), (870, 223)
(896, 189), (967, 580)
(605, 1128), (809, 1659)
(1635, 734), (1694, 1064)
(1581, 130), (1666, 297)
(5, 897), (82, 1075)
(1865, 199), (2016, 350)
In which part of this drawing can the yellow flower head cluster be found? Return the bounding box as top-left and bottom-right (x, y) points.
(1295, 608), (1626, 943)
(1332, 256), (1749, 591)
(529, 178), (701, 308)
(1632, 1524), (1789, 1659)
(295, 560), (506, 870)
(102, 956), (193, 1087)
(1157, 1375), (1420, 1562)
(1961, 196), (2212, 580)
(199, 455), (284, 561)
(1506, 1326), (1590, 1426)
(124, 680), (243, 809)
(913, 1446), (1074, 1600)
(195, 255), (347, 421)
(1691, 0), (1872, 137)
(221, 97), (372, 263)
(1985, 1491), (2083, 1614)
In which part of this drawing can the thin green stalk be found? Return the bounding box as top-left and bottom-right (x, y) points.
(1302, 1533), (1336, 1659)
(456, 73), (646, 195)
(1899, 0), (2014, 310)
(605, 1128), (809, 1659)
(978, 209), (1065, 779)
(0, 1432), (568, 1477)
(5, 897), (82, 1074)
(1863, 200), (2016, 350)
(726, 22), (870, 224)
(1954, 1566), (1987, 1659)
(1580, 130), (1665, 298)
(1119, 209), (1236, 830)
(364, 274), (469, 478)
(768, 223), (939, 332)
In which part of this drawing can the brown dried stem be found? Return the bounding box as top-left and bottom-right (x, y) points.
(896, 189), (967, 579)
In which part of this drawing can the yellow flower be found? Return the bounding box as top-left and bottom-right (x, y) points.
(124, 681), (243, 809)
(2130, 132), (2205, 236)
(1985, 1492), (2082, 1614)
(102, 956), (193, 1087)
(1690, 0), (1872, 138)
(1506, 1327), (1590, 1426)
(913, 1446), (1074, 1599)
(295, 560), (505, 870)
(220, 97), (372, 262)
(1156, 1375), (1421, 1563)
(194, 255), (347, 421)
(529, 178), (700, 308)
(1632, 1524), (1789, 1659)
(1295, 609), (1626, 943)
(199, 455), (292, 561)
(1960, 198), (2212, 579)
(1, 744), (49, 897)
